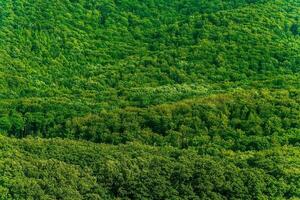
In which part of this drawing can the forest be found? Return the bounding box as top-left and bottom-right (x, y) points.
(0, 0), (299, 199)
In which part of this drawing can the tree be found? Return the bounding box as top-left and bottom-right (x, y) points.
(0, 116), (11, 133)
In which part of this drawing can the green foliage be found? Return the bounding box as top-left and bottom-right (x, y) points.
(0, 136), (299, 199)
(2, 89), (299, 152)
(0, 0), (299, 199)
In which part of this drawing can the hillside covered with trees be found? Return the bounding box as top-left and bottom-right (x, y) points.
(0, 0), (299, 199)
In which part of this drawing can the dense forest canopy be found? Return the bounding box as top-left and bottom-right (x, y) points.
(0, 0), (299, 199)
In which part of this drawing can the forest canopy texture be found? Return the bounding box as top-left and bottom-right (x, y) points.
(0, 0), (299, 199)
